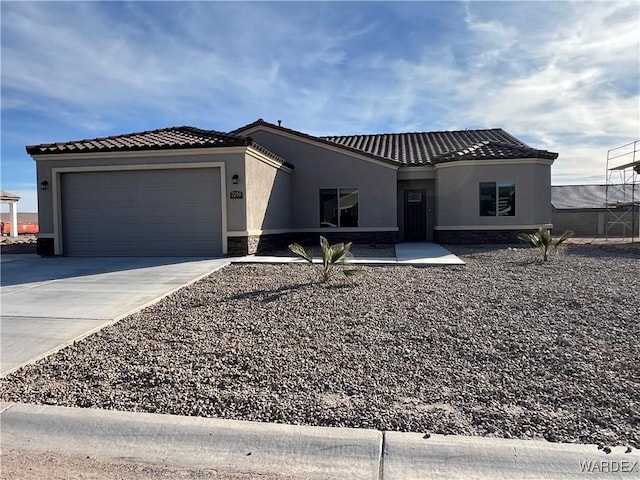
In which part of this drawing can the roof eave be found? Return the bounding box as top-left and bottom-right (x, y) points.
(433, 151), (558, 165)
(25, 139), (253, 157)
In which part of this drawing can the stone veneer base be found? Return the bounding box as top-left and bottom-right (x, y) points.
(228, 231), (399, 256)
(434, 229), (537, 244)
(228, 233), (291, 256)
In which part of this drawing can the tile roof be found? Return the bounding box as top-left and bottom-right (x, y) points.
(26, 126), (289, 167)
(28, 120), (557, 168)
(26, 126), (282, 160)
(434, 141), (559, 163)
(232, 119), (558, 166)
(322, 131), (558, 165)
(26, 126), (252, 155)
(552, 184), (640, 209)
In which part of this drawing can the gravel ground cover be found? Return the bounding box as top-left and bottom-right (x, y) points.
(0, 234), (37, 253)
(2, 245), (639, 448)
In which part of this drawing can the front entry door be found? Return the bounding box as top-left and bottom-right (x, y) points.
(404, 189), (427, 241)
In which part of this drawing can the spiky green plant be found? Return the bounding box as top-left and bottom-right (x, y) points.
(288, 236), (359, 282)
(518, 228), (573, 261)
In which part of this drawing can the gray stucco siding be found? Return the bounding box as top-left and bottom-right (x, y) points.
(33, 149), (263, 256)
(552, 209), (603, 236)
(244, 152), (291, 232)
(247, 130), (398, 230)
(435, 161), (553, 228)
(552, 207), (639, 237)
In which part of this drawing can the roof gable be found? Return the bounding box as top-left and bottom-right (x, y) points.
(231, 119), (400, 166)
(233, 119), (557, 166)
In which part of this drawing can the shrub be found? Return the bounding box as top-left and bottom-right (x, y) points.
(518, 228), (573, 261)
(288, 236), (359, 282)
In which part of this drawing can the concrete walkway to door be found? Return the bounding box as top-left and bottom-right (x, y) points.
(231, 242), (465, 266)
(394, 242), (465, 265)
(0, 255), (229, 376)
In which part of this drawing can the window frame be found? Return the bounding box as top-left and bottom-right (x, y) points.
(319, 188), (359, 227)
(479, 181), (516, 217)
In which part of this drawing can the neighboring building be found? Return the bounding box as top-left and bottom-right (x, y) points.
(0, 190), (21, 237)
(552, 184), (640, 237)
(27, 119), (558, 256)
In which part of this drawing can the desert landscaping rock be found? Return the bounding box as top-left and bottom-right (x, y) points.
(0, 234), (37, 253)
(1, 245), (639, 449)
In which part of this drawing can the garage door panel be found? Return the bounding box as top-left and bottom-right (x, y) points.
(61, 169), (222, 256)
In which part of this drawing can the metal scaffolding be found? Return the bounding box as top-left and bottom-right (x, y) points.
(605, 140), (640, 241)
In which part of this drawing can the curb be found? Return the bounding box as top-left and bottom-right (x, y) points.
(1, 403), (381, 480)
(2, 403), (638, 479)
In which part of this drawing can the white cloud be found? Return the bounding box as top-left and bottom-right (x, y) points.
(1, 1), (638, 189)
(384, 1), (639, 184)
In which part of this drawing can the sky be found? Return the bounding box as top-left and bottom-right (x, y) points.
(1, 1), (639, 213)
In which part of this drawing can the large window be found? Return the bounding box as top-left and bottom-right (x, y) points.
(479, 182), (516, 216)
(319, 188), (358, 227)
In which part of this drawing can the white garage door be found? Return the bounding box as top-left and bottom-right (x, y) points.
(61, 168), (222, 256)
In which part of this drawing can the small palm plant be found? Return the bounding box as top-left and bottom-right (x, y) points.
(288, 236), (359, 282)
(518, 227), (573, 261)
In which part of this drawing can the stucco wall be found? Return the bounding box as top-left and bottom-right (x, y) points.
(34, 150), (248, 236)
(552, 209), (602, 236)
(435, 161), (553, 229)
(244, 151), (291, 232)
(552, 207), (639, 237)
(246, 130), (398, 230)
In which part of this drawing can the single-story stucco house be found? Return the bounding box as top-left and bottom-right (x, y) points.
(27, 119), (558, 257)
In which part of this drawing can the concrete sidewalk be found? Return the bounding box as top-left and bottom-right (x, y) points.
(231, 242), (465, 266)
(1, 255), (229, 376)
(1, 403), (637, 479)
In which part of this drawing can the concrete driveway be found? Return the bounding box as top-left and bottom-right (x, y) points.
(1, 255), (229, 376)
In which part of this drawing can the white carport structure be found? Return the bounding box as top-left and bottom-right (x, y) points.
(1, 190), (20, 237)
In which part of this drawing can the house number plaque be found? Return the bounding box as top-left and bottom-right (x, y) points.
(230, 191), (243, 199)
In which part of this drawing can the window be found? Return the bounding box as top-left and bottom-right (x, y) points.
(319, 188), (358, 227)
(407, 191), (423, 203)
(479, 182), (515, 216)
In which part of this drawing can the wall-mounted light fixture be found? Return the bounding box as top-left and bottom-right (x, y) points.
(40, 181), (49, 190)
(232, 174), (239, 185)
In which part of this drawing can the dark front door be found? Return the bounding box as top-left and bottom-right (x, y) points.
(404, 189), (427, 241)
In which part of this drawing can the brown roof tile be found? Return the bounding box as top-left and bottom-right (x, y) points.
(25, 126), (290, 167)
(323, 129), (557, 165)
(232, 119), (557, 166)
(27, 126), (250, 155)
(28, 121), (557, 168)
(433, 141), (558, 163)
